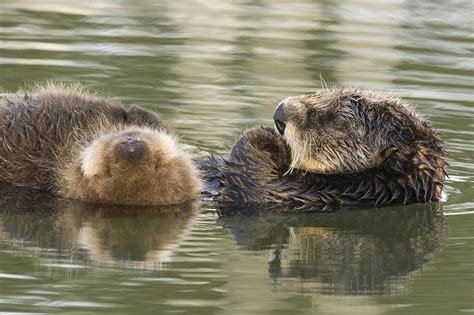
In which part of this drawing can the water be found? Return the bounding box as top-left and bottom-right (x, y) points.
(0, 0), (472, 313)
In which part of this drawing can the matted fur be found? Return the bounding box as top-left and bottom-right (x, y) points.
(0, 83), (200, 205)
(201, 88), (447, 210)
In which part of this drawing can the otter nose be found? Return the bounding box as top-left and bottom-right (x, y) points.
(122, 140), (140, 153)
(118, 139), (146, 162)
(273, 103), (286, 136)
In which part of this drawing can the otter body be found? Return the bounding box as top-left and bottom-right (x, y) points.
(201, 89), (447, 210)
(0, 84), (200, 205)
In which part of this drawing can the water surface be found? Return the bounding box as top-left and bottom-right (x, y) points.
(0, 0), (473, 314)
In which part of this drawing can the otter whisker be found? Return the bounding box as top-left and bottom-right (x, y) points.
(319, 73), (328, 91)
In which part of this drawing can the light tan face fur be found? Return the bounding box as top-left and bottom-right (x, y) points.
(81, 127), (181, 179)
(60, 127), (201, 205)
(281, 118), (377, 174)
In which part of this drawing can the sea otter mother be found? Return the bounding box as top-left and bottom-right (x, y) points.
(201, 89), (447, 210)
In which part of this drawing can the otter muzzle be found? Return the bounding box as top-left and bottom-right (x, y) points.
(117, 140), (147, 162)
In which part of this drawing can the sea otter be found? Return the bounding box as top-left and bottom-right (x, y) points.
(0, 83), (200, 205)
(201, 89), (447, 210)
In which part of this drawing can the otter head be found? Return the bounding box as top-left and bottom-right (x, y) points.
(64, 127), (201, 205)
(82, 129), (156, 178)
(273, 89), (446, 177)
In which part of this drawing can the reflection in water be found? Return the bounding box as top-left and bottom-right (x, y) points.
(0, 183), (198, 270)
(220, 204), (445, 296)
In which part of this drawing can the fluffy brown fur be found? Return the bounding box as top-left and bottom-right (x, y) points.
(0, 83), (200, 205)
(201, 88), (447, 210)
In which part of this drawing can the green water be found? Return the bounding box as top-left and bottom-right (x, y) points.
(0, 0), (472, 314)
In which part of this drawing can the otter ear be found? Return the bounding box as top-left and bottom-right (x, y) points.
(126, 105), (168, 131)
(378, 147), (397, 165)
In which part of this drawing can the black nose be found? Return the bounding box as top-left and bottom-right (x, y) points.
(273, 103), (286, 136)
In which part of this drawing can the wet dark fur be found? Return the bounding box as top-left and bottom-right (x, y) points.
(201, 89), (447, 211)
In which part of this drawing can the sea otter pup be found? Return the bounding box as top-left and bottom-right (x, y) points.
(0, 84), (200, 205)
(201, 89), (447, 210)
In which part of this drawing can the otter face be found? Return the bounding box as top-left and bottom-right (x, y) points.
(72, 127), (200, 205)
(81, 129), (162, 179)
(273, 89), (413, 174)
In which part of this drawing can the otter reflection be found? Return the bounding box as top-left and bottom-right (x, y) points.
(0, 183), (198, 269)
(219, 204), (444, 295)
